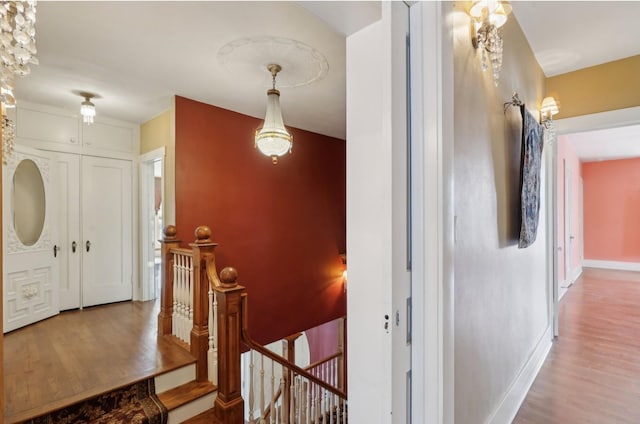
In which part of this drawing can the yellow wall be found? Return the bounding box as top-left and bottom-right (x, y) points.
(140, 99), (176, 225)
(141, 108), (173, 154)
(546, 55), (640, 119)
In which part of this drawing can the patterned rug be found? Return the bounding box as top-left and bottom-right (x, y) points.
(21, 378), (168, 424)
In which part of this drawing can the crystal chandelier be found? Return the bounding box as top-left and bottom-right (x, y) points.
(255, 64), (293, 165)
(0, 0), (39, 164)
(2, 110), (14, 164)
(469, 1), (511, 86)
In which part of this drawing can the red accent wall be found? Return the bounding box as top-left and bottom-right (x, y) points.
(175, 96), (346, 344)
(583, 158), (640, 262)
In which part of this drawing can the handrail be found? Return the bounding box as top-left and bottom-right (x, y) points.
(240, 293), (347, 400)
(304, 351), (342, 372)
(169, 246), (193, 256)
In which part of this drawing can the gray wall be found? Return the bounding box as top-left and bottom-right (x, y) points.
(452, 5), (549, 423)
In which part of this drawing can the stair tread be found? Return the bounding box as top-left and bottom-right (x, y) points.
(157, 380), (217, 411)
(180, 407), (221, 424)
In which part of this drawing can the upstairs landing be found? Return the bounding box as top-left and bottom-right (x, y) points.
(4, 300), (195, 423)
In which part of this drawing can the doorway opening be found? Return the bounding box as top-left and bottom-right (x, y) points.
(140, 148), (165, 301)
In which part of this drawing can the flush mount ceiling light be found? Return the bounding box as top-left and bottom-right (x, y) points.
(79, 92), (97, 125)
(254, 64), (292, 164)
(468, 0), (512, 86)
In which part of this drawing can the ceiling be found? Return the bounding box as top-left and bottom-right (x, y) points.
(13, 1), (382, 140)
(512, 1), (640, 162)
(9, 1), (640, 152)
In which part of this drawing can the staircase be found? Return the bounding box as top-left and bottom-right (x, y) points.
(155, 363), (217, 423)
(158, 224), (348, 423)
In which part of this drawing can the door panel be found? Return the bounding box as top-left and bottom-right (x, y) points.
(3, 146), (59, 332)
(54, 153), (81, 311)
(82, 156), (132, 307)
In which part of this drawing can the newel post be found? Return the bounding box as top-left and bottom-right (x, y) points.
(190, 226), (218, 382)
(158, 225), (181, 337)
(214, 267), (245, 424)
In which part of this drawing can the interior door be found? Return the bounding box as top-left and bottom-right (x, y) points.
(54, 152), (81, 310)
(81, 156), (132, 307)
(3, 145), (59, 332)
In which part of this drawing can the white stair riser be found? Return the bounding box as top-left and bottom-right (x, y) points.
(155, 364), (196, 393)
(168, 392), (217, 423)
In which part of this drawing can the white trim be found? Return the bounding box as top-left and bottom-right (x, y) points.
(138, 147), (165, 302)
(556, 106), (640, 135)
(569, 265), (583, 283)
(485, 326), (553, 424)
(583, 260), (640, 272)
(545, 124), (559, 338)
(410, 3), (453, 424)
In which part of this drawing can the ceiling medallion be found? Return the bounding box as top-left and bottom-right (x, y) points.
(217, 36), (329, 88)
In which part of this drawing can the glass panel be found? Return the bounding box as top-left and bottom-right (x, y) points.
(12, 158), (46, 246)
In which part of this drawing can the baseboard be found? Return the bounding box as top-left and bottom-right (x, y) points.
(583, 259), (640, 272)
(485, 325), (552, 424)
(570, 266), (582, 284)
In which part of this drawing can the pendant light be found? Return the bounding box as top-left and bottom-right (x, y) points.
(254, 64), (292, 164)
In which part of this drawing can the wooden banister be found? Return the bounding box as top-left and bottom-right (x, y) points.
(239, 292), (347, 400)
(213, 267), (245, 424)
(159, 225), (348, 422)
(189, 226), (218, 382)
(304, 351), (342, 372)
(158, 225), (180, 337)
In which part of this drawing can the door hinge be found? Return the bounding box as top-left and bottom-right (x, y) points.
(406, 296), (412, 344)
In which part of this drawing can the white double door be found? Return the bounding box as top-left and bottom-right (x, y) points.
(3, 149), (133, 332)
(56, 152), (133, 310)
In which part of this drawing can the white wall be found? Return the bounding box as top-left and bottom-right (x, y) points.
(452, 6), (551, 424)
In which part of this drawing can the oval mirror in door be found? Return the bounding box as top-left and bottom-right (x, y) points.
(12, 158), (46, 246)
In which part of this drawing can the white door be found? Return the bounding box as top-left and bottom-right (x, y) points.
(3, 145), (60, 332)
(54, 152), (81, 310)
(391, 2), (412, 423)
(81, 156), (132, 307)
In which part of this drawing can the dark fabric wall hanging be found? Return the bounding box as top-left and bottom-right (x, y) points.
(518, 104), (544, 248)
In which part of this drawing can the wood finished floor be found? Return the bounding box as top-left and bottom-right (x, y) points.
(514, 268), (640, 424)
(3, 300), (196, 423)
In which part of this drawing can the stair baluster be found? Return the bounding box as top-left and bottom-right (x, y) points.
(250, 350), (255, 421)
(270, 361), (276, 424)
(208, 286), (218, 384)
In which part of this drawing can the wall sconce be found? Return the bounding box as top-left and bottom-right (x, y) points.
(540, 96), (559, 129)
(468, 0), (512, 86)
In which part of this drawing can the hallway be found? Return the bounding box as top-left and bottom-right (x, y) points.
(514, 268), (640, 423)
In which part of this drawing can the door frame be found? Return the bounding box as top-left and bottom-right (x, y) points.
(139, 147), (165, 302)
(563, 161), (572, 287)
(550, 105), (640, 337)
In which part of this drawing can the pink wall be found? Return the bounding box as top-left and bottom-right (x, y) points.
(305, 318), (340, 363)
(557, 136), (583, 282)
(583, 158), (640, 262)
